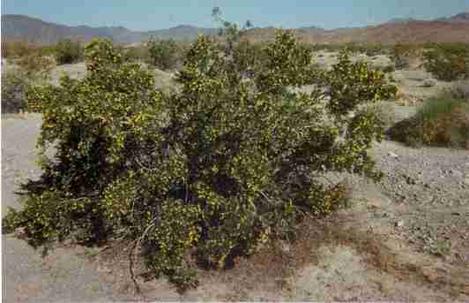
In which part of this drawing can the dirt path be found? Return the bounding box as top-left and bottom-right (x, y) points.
(2, 114), (468, 301)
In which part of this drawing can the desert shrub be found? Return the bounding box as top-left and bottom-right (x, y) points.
(353, 44), (388, 56)
(451, 81), (469, 99)
(391, 43), (419, 69)
(388, 93), (469, 148)
(147, 38), (182, 70)
(424, 44), (469, 81)
(123, 45), (150, 62)
(1, 71), (30, 113)
(232, 39), (266, 77)
(16, 53), (55, 77)
(371, 101), (397, 130)
(1, 40), (39, 58)
(54, 39), (83, 64)
(3, 31), (396, 290)
(1, 53), (52, 113)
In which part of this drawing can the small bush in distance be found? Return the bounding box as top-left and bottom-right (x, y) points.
(17, 53), (55, 77)
(54, 39), (83, 64)
(1, 40), (38, 59)
(146, 38), (181, 70)
(3, 31), (396, 290)
(123, 45), (150, 62)
(424, 44), (469, 81)
(391, 43), (419, 69)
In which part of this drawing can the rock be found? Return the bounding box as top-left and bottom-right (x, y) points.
(421, 79), (436, 87)
(387, 151), (399, 159)
(464, 177), (469, 186)
(395, 220), (404, 227)
(449, 169), (463, 178)
(405, 176), (416, 185)
(14, 227), (27, 239)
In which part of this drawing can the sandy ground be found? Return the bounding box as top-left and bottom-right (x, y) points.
(2, 115), (117, 302)
(2, 60), (469, 301)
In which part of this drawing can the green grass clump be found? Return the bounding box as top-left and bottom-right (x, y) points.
(388, 93), (469, 148)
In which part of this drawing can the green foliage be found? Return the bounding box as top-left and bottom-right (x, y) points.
(146, 38), (181, 70)
(54, 39), (83, 64)
(3, 31), (396, 289)
(232, 39), (266, 76)
(388, 92), (469, 148)
(255, 31), (320, 93)
(424, 44), (469, 81)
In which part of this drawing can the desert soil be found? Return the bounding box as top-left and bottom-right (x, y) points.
(2, 61), (469, 302)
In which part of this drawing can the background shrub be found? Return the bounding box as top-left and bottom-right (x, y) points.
(391, 43), (419, 69)
(1, 71), (30, 113)
(451, 81), (469, 99)
(3, 31), (396, 290)
(147, 38), (182, 70)
(16, 53), (55, 77)
(1, 52), (52, 113)
(54, 39), (83, 64)
(424, 44), (469, 81)
(123, 44), (150, 62)
(1, 40), (38, 59)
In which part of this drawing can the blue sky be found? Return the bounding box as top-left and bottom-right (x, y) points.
(2, 0), (469, 30)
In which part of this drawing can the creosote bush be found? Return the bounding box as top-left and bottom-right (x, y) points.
(3, 31), (396, 290)
(424, 44), (469, 81)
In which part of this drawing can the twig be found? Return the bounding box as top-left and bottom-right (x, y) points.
(128, 240), (141, 295)
(128, 217), (159, 297)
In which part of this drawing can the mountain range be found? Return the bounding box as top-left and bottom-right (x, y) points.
(2, 12), (469, 45)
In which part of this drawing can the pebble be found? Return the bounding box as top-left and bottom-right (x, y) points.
(387, 151), (399, 159)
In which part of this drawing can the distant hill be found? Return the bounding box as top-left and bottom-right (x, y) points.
(2, 12), (469, 45)
(245, 12), (469, 44)
(438, 12), (469, 23)
(1, 15), (216, 44)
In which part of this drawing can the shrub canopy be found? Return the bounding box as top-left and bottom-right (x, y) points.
(3, 31), (396, 289)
